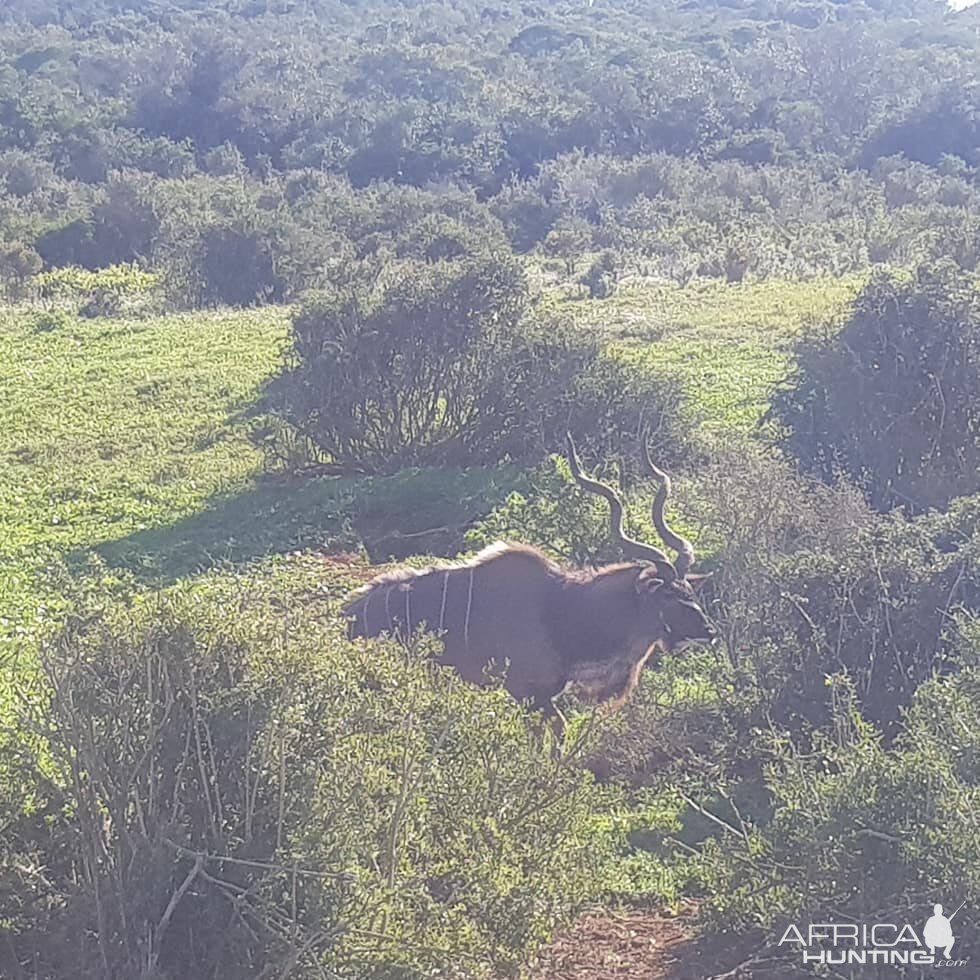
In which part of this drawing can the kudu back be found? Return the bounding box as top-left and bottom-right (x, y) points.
(343, 435), (716, 719)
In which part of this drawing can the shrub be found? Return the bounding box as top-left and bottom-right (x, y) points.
(392, 211), (510, 262)
(579, 249), (620, 299)
(543, 217), (593, 276)
(698, 447), (980, 735)
(566, 348), (687, 468)
(28, 307), (74, 332)
(264, 253), (651, 474)
(691, 666), (980, 975)
(0, 148), (56, 197)
(159, 193), (330, 309)
(0, 241), (42, 299)
(33, 262), (161, 317)
(263, 252), (688, 475)
(770, 262), (980, 511)
(3, 580), (616, 978)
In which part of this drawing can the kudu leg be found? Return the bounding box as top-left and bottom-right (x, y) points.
(529, 697), (567, 759)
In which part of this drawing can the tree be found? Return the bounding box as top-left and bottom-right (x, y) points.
(771, 263), (980, 511)
(263, 253), (600, 472)
(0, 240), (41, 298)
(543, 216), (592, 276)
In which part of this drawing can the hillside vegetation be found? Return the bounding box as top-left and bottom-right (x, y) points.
(3, 1), (980, 978)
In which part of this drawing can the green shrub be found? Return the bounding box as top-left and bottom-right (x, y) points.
(770, 262), (980, 511)
(0, 240), (42, 299)
(27, 307), (74, 332)
(696, 448), (980, 735)
(263, 251), (687, 475)
(579, 249), (620, 299)
(691, 666), (980, 975)
(3, 581), (616, 978)
(543, 217), (592, 276)
(32, 262), (161, 317)
(565, 348), (687, 469)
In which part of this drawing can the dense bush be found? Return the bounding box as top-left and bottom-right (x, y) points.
(261, 252), (686, 473)
(771, 263), (980, 511)
(0, 240), (41, 298)
(0, 1), (979, 304)
(691, 449), (980, 735)
(33, 262), (161, 317)
(1, 581), (616, 979)
(691, 663), (980, 975)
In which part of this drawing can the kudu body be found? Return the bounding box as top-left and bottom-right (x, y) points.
(343, 436), (715, 720)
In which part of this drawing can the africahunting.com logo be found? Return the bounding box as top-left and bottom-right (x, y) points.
(779, 902), (969, 968)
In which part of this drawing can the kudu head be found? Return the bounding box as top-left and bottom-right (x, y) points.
(565, 433), (717, 653)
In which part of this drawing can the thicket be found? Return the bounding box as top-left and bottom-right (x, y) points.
(1, 580), (617, 978)
(259, 252), (687, 473)
(772, 262), (980, 512)
(691, 663), (980, 976)
(0, 1), (978, 306)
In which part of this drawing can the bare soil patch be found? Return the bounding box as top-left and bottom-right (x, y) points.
(525, 906), (792, 980)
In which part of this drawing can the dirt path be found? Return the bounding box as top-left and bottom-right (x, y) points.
(524, 906), (781, 980)
(526, 908), (692, 980)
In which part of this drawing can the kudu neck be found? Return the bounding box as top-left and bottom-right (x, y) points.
(549, 566), (639, 664)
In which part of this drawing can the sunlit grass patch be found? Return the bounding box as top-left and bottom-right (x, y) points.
(557, 275), (863, 434)
(1, 274), (856, 647)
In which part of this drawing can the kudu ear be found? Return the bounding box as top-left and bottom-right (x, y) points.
(635, 565), (666, 594)
(684, 572), (713, 593)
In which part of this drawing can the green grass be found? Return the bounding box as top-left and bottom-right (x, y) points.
(1, 277), (860, 644)
(0, 307), (289, 634)
(0, 307), (288, 555)
(0, 306), (527, 647)
(560, 275), (863, 435)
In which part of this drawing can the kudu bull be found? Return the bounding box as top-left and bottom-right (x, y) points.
(343, 435), (716, 728)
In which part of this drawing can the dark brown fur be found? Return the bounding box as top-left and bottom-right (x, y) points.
(343, 542), (715, 715)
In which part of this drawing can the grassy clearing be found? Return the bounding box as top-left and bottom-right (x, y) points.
(0, 307), (288, 634)
(560, 275), (863, 435)
(0, 307), (529, 644)
(0, 276), (859, 639)
(0, 307), (287, 554)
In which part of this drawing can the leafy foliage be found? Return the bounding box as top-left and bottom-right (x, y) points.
(262, 253), (687, 473)
(0, 1), (979, 303)
(33, 261), (161, 316)
(691, 666), (980, 975)
(4, 0), (980, 973)
(771, 263), (980, 511)
(0, 240), (41, 298)
(2, 581), (616, 978)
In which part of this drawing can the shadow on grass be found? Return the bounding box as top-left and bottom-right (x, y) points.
(74, 465), (526, 585)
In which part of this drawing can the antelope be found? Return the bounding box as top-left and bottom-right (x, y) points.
(343, 435), (716, 728)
